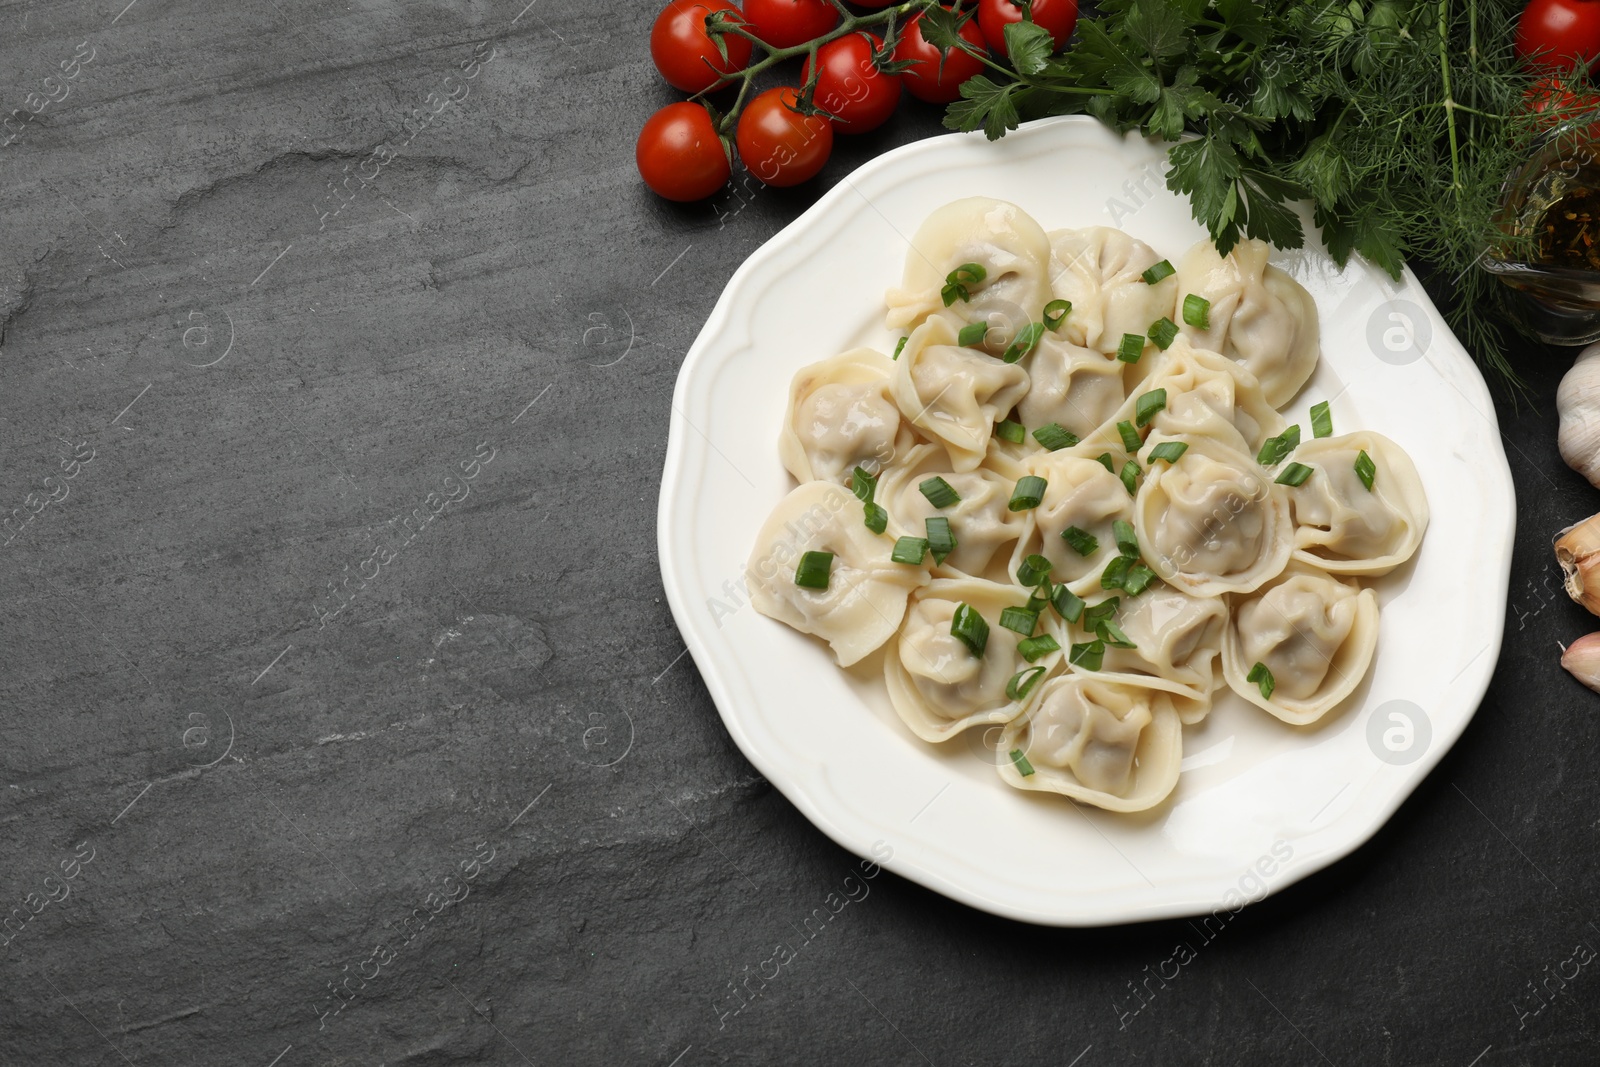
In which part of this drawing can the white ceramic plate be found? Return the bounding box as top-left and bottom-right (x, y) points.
(657, 116), (1515, 927)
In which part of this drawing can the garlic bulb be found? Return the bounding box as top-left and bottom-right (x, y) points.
(1556, 513), (1600, 616)
(1558, 342), (1600, 489)
(1561, 633), (1600, 694)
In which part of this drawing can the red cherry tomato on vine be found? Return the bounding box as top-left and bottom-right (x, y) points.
(637, 102), (731, 202)
(1516, 0), (1600, 72)
(893, 8), (986, 104)
(650, 0), (752, 93)
(736, 87), (834, 187)
(800, 33), (902, 134)
(977, 0), (1078, 55)
(743, 0), (838, 48)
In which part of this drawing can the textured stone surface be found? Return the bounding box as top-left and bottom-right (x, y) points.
(1, 2), (1598, 1065)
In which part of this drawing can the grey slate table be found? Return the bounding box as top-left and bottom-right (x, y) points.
(2, 2), (1598, 1064)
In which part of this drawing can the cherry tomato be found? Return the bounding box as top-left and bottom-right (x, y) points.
(1516, 0), (1600, 72)
(893, 8), (986, 104)
(736, 87), (834, 187)
(743, 0), (838, 48)
(977, 0), (1078, 56)
(637, 102), (731, 202)
(651, 0), (752, 93)
(800, 33), (902, 134)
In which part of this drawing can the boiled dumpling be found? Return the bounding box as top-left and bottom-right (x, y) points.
(1284, 431), (1429, 576)
(996, 674), (1183, 812)
(1015, 451), (1131, 596)
(1047, 227), (1180, 355)
(1174, 238), (1319, 408)
(886, 197), (1054, 356)
(1221, 564), (1378, 725)
(1016, 335), (1127, 441)
(886, 578), (1064, 742)
(878, 443), (1029, 580)
(1098, 585), (1228, 717)
(1133, 434), (1293, 596)
(891, 315), (1029, 473)
(747, 481), (929, 666)
(778, 348), (913, 484)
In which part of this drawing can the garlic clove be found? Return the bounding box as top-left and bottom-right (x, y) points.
(1558, 343), (1600, 491)
(1562, 633), (1600, 695)
(1555, 513), (1600, 616)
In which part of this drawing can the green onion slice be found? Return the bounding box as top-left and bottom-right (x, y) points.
(1256, 424), (1301, 467)
(1275, 462), (1314, 487)
(1120, 460), (1141, 496)
(1052, 584), (1085, 623)
(1069, 640), (1105, 671)
(1002, 321), (1046, 364)
(1032, 422), (1078, 451)
(1148, 317), (1179, 350)
(892, 336), (907, 361)
(999, 606), (1039, 636)
(1096, 619), (1136, 648)
(1009, 747), (1036, 776)
(890, 536), (928, 565)
(1247, 661), (1275, 700)
(1121, 561), (1158, 596)
(1141, 259), (1175, 285)
(1082, 596), (1120, 630)
(1042, 299), (1072, 330)
(1116, 333), (1145, 363)
(1018, 633), (1062, 663)
(941, 262), (987, 306)
(925, 516), (957, 565)
(851, 465), (878, 503)
(1026, 580), (1052, 615)
(1016, 553), (1052, 587)
(996, 418), (1026, 445)
(794, 551), (834, 589)
(1100, 555), (1131, 591)
(1093, 452), (1116, 474)
(918, 476), (961, 509)
(1006, 669), (1046, 702)
(1113, 519), (1139, 558)
(863, 502), (887, 534)
(1354, 449), (1376, 490)
(1182, 293), (1211, 329)
(950, 602), (989, 658)
(1008, 475), (1047, 512)
(957, 321), (988, 347)
(1117, 420), (1143, 453)
(1311, 401), (1333, 439)
(1148, 441), (1188, 464)
(1061, 525), (1099, 557)
(1135, 389), (1168, 428)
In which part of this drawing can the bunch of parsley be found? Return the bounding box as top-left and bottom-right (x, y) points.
(933, 0), (1586, 383)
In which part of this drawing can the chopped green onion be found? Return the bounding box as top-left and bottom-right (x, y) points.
(1247, 661), (1275, 700)
(1182, 293), (1211, 329)
(1061, 525), (1099, 557)
(1116, 333), (1145, 363)
(1121, 561), (1158, 596)
(957, 321), (988, 347)
(892, 336), (907, 360)
(950, 602), (989, 657)
(851, 465), (878, 502)
(918, 476), (961, 509)
(1148, 317), (1179, 350)
(1001, 321), (1046, 364)
(1141, 259), (1175, 285)
(794, 551), (834, 589)
(1117, 420), (1143, 453)
(1032, 422), (1078, 451)
(1113, 519), (1139, 558)
(1026, 579), (1052, 615)
(1096, 619), (1136, 648)
(1008, 475), (1047, 512)
(1082, 596), (1120, 630)
(890, 536), (928, 565)
(1006, 668), (1046, 702)
(1135, 389), (1168, 428)
(941, 262), (986, 306)
(1069, 640), (1105, 671)
(1100, 554), (1132, 590)
(1094, 452), (1116, 474)
(1052, 584), (1085, 623)
(1275, 462), (1314, 487)
(1120, 460), (1141, 496)
(863, 502), (887, 534)
(1042, 299), (1072, 330)
(1311, 401), (1333, 439)
(1018, 633), (1061, 663)
(1009, 747), (1036, 776)
(1016, 553), (1052, 587)
(1148, 441), (1188, 464)
(1354, 449), (1376, 490)
(1256, 425), (1301, 467)
(999, 606), (1039, 635)
(925, 517), (957, 564)
(996, 418), (1026, 445)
